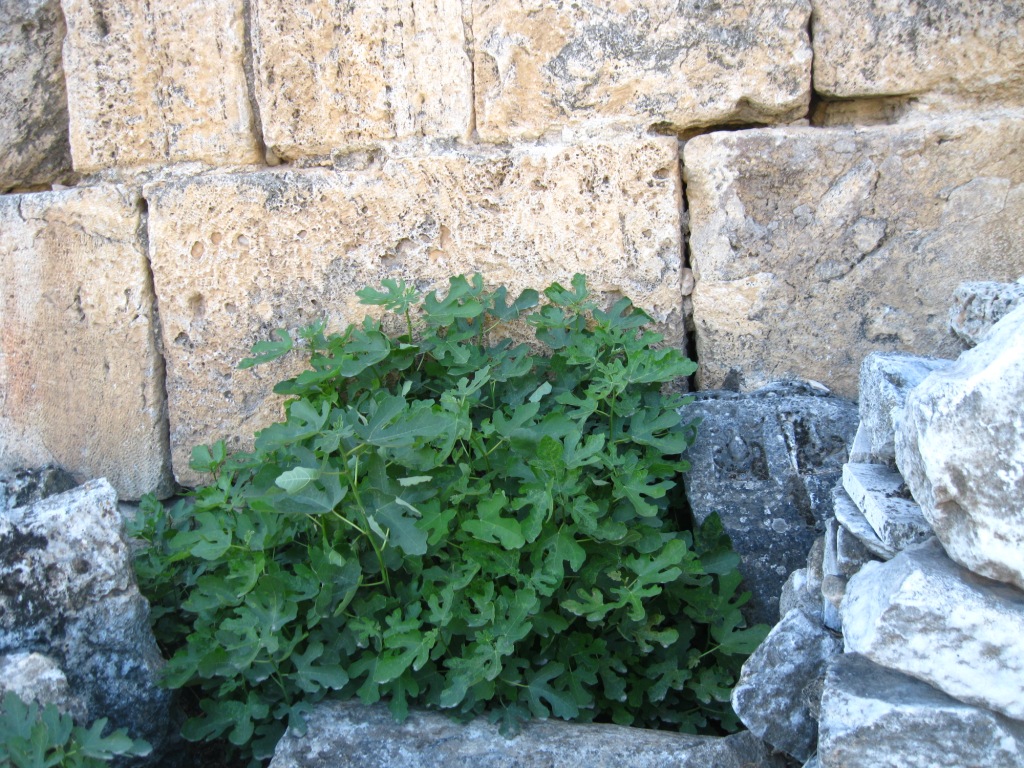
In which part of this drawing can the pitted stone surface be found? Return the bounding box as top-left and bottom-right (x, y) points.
(813, 0), (1024, 104)
(949, 279), (1024, 347)
(0, 652), (87, 721)
(684, 116), (1024, 397)
(0, 186), (173, 500)
(473, 0), (811, 142)
(145, 140), (684, 485)
(62, 0), (261, 171)
(0, 0), (71, 191)
(252, 0), (472, 160)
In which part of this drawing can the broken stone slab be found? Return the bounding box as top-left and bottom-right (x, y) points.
(842, 538), (1024, 722)
(835, 525), (876, 578)
(857, 352), (952, 466)
(731, 607), (843, 762)
(831, 485), (896, 561)
(895, 303), (1024, 590)
(779, 568), (821, 622)
(683, 115), (1024, 398)
(0, 652), (88, 722)
(473, 0), (811, 142)
(268, 700), (784, 768)
(144, 139), (685, 486)
(819, 653), (1024, 768)
(0, 0), (72, 191)
(820, 574), (846, 634)
(812, 0), (1024, 105)
(949, 279), (1024, 347)
(682, 384), (857, 625)
(62, 0), (261, 171)
(0, 186), (173, 500)
(252, 0), (472, 161)
(0, 480), (173, 756)
(841, 463), (933, 552)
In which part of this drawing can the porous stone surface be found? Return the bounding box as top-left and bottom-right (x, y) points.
(473, 0), (812, 142)
(819, 653), (1024, 768)
(841, 463), (932, 552)
(0, 652), (88, 721)
(894, 304), (1024, 589)
(0, 0), (71, 191)
(0, 480), (173, 753)
(832, 485), (896, 561)
(682, 383), (857, 625)
(812, 0), (1024, 103)
(268, 700), (783, 768)
(731, 607), (842, 762)
(62, 0), (261, 172)
(857, 352), (951, 466)
(684, 116), (1024, 397)
(0, 186), (173, 500)
(949, 279), (1024, 347)
(252, 0), (472, 161)
(145, 140), (684, 485)
(0, 466), (78, 513)
(842, 538), (1024, 721)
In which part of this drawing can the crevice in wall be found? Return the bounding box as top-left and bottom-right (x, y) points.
(676, 145), (699, 393)
(463, 0), (478, 143)
(240, 0), (272, 167)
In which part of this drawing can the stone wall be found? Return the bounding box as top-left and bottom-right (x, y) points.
(2, 0), (1023, 496)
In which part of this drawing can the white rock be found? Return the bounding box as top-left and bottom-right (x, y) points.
(831, 485), (895, 560)
(0, 652), (87, 721)
(895, 303), (1024, 589)
(842, 539), (1024, 722)
(841, 463), (933, 551)
(949, 280), (1024, 347)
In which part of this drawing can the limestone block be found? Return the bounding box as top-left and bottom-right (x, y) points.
(144, 139), (684, 485)
(841, 463), (932, 552)
(0, 480), (173, 752)
(835, 525), (875, 578)
(684, 115), (1024, 398)
(0, 0), (71, 191)
(0, 652), (87, 721)
(731, 607), (842, 761)
(269, 700), (782, 768)
(474, 0), (812, 142)
(820, 574), (845, 633)
(62, 0), (261, 172)
(0, 186), (173, 500)
(843, 539), (1024, 722)
(949, 279), (1024, 347)
(832, 485), (895, 561)
(812, 0), (1024, 103)
(252, 0), (472, 160)
(819, 653), (1024, 768)
(682, 383), (857, 626)
(895, 304), (1024, 590)
(857, 353), (951, 466)
(779, 568), (820, 622)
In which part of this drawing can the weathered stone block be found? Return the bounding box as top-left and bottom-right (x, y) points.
(812, 0), (1024, 104)
(62, 0), (261, 171)
(269, 700), (782, 768)
(684, 116), (1024, 397)
(145, 140), (684, 485)
(895, 304), (1024, 590)
(832, 484), (895, 561)
(252, 0), (472, 160)
(949, 279), (1024, 347)
(731, 607), (842, 761)
(682, 384), (857, 625)
(843, 539), (1024, 722)
(0, 0), (71, 191)
(841, 463), (932, 552)
(819, 653), (1024, 768)
(0, 186), (173, 500)
(474, 0), (812, 142)
(0, 480), (173, 753)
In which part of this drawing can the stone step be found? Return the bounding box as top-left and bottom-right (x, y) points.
(841, 463), (932, 551)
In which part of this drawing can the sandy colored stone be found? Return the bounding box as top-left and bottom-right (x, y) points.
(0, 0), (72, 191)
(145, 139), (684, 485)
(252, 0), (472, 161)
(684, 115), (1024, 397)
(61, 0), (261, 172)
(812, 0), (1024, 103)
(0, 185), (172, 500)
(474, 0), (812, 142)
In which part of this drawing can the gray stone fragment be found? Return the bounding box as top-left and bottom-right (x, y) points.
(0, 466), (79, 513)
(835, 525), (876, 578)
(949, 279), (1024, 347)
(780, 568), (821, 622)
(802, 757), (820, 768)
(846, 422), (872, 464)
(831, 485), (896, 560)
(0, 480), (173, 756)
(820, 575), (847, 633)
(843, 539), (1024, 721)
(819, 653), (1024, 768)
(895, 303), (1024, 590)
(857, 353), (952, 466)
(0, 652), (87, 721)
(841, 463), (933, 551)
(731, 608), (843, 762)
(683, 384), (857, 625)
(268, 700), (784, 768)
